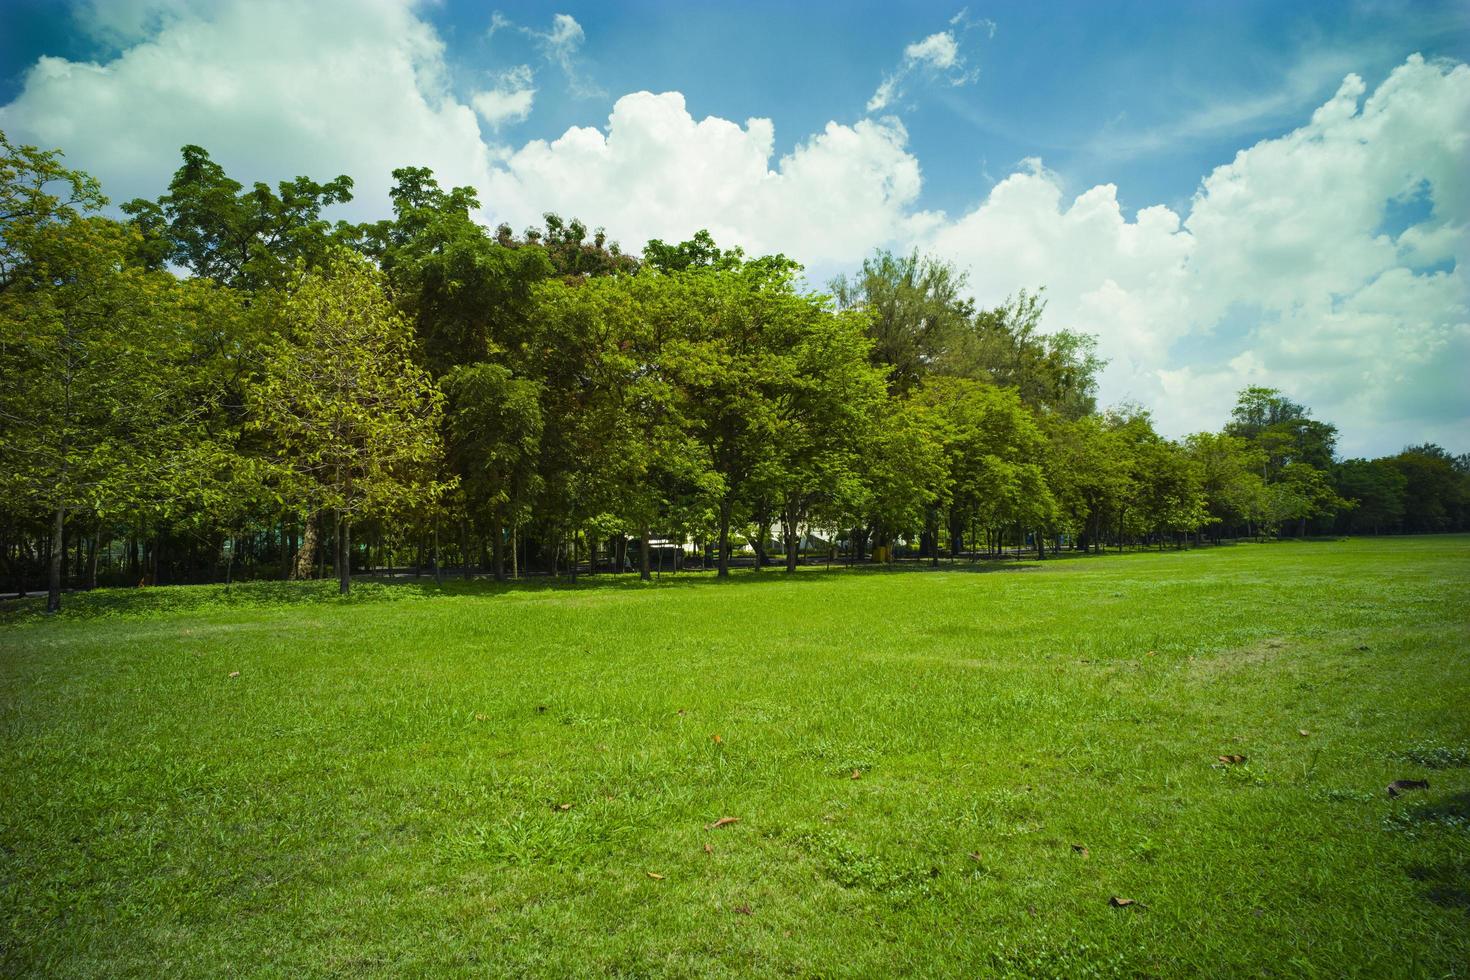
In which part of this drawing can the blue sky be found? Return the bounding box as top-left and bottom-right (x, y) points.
(1, 0), (1467, 454)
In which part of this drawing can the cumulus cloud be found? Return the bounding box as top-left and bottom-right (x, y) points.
(868, 10), (991, 112)
(472, 65), (535, 129)
(923, 55), (1470, 454)
(0, 0), (492, 219)
(483, 91), (933, 265)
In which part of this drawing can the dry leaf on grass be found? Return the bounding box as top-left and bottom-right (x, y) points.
(1387, 779), (1429, 798)
(733, 903), (752, 915)
(553, 803), (572, 811)
(1298, 730), (1310, 737)
(1071, 844), (1090, 858)
(228, 671), (240, 678)
(703, 843), (713, 854)
(1217, 754), (1247, 765)
(646, 872), (664, 880)
(705, 816), (740, 830)
(711, 734), (723, 745)
(967, 852), (983, 862)
(850, 769), (862, 780)
(1108, 896), (1138, 908)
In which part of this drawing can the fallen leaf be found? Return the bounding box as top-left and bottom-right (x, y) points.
(646, 872), (664, 880)
(711, 734), (723, 745)
(1387, 779), (1429, 798)
(1146, 650), (1156, 657)
(228, 671), (240, 678)
(677, 708), (686, 716)
(1216, 754), (1247, 765)
(850, 769), (862, 780)
(703, 843), (713, 854)
(705, 816), (740, 830)
(1071, 844), (1090, 859)
(554, 802), (572, 811)
(474, 713), (488, 722)
(1298, 730), (1310, 737)
(967, 852), (983, 862)
(733, 903), (752, 915)
(1109, 896), (1136, 908)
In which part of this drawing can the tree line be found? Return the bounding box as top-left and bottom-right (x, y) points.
(3, 133), (1467, 612)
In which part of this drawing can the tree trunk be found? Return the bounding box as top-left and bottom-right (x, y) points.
(717, 497), (732, 578)
(461, 518), (472, 581)
(316, 517), (327, 580)
(338, 517), (351, 595)
(640, 527), (652, 581)
(491, 513), (506, 582)
(1036, 529), (1045, 560)
(783, 510), (799, 574)
(433, 523), (442, 585)
(87, 524), (100, 589)
(46, 507), (64, 614)
(291, 520), (317, 581)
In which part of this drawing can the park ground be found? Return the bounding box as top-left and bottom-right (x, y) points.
(1, 536), (1468, 977)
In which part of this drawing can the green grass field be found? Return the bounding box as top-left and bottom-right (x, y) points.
(2, 537), (1468, 977)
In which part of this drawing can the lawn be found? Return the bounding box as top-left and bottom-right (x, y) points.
(2, 537), (1468, 977)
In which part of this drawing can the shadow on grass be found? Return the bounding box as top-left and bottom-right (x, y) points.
(0, 554), (1073, 625)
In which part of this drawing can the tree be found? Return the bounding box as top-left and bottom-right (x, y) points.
(1225, 386), (1337, 475)
(0, 216), (200, 611)
(246, 250), (446, 594)
(122, 145), (353, 291)
(917, 376), (1055, 560)
(1389, 446), (1467, 533)
(1333, 458), (1406, 535)
(1186, 431), (1268, 539)
(1, 131), (105, 293)
(442, 363), (543, 580)
(830, 250), (973, 395)
(940, 289), (1105, 419)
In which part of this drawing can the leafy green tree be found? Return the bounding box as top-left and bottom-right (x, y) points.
(1, 131), (105, 293)
(122, 145), (353, 291)
(0, 216), (202, 611)
(830, 250), (973, 395)
(361, 168), (554, 376)
(858, 398), (949, 559)
(1333, 458), (1407, 534)
(1186, 431), (1268, 539)
(940, 289), (1105, 419)
(442, 363), (543, 580)
(1389, 445), (1467, 533)
(246, 250), (446, 594)
(1225, 386), (1338, 475)
(917, 376), (1055, 560)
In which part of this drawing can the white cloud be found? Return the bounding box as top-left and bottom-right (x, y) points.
(0, 0), (493, 219)
(483, 91), (932, 265)
(904, 33), (960, 71)
(491, 11), (600, 99)
(472, 65), (535, 129)
(867, 13), (986, 113)
(923, 55), (1470, 454)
